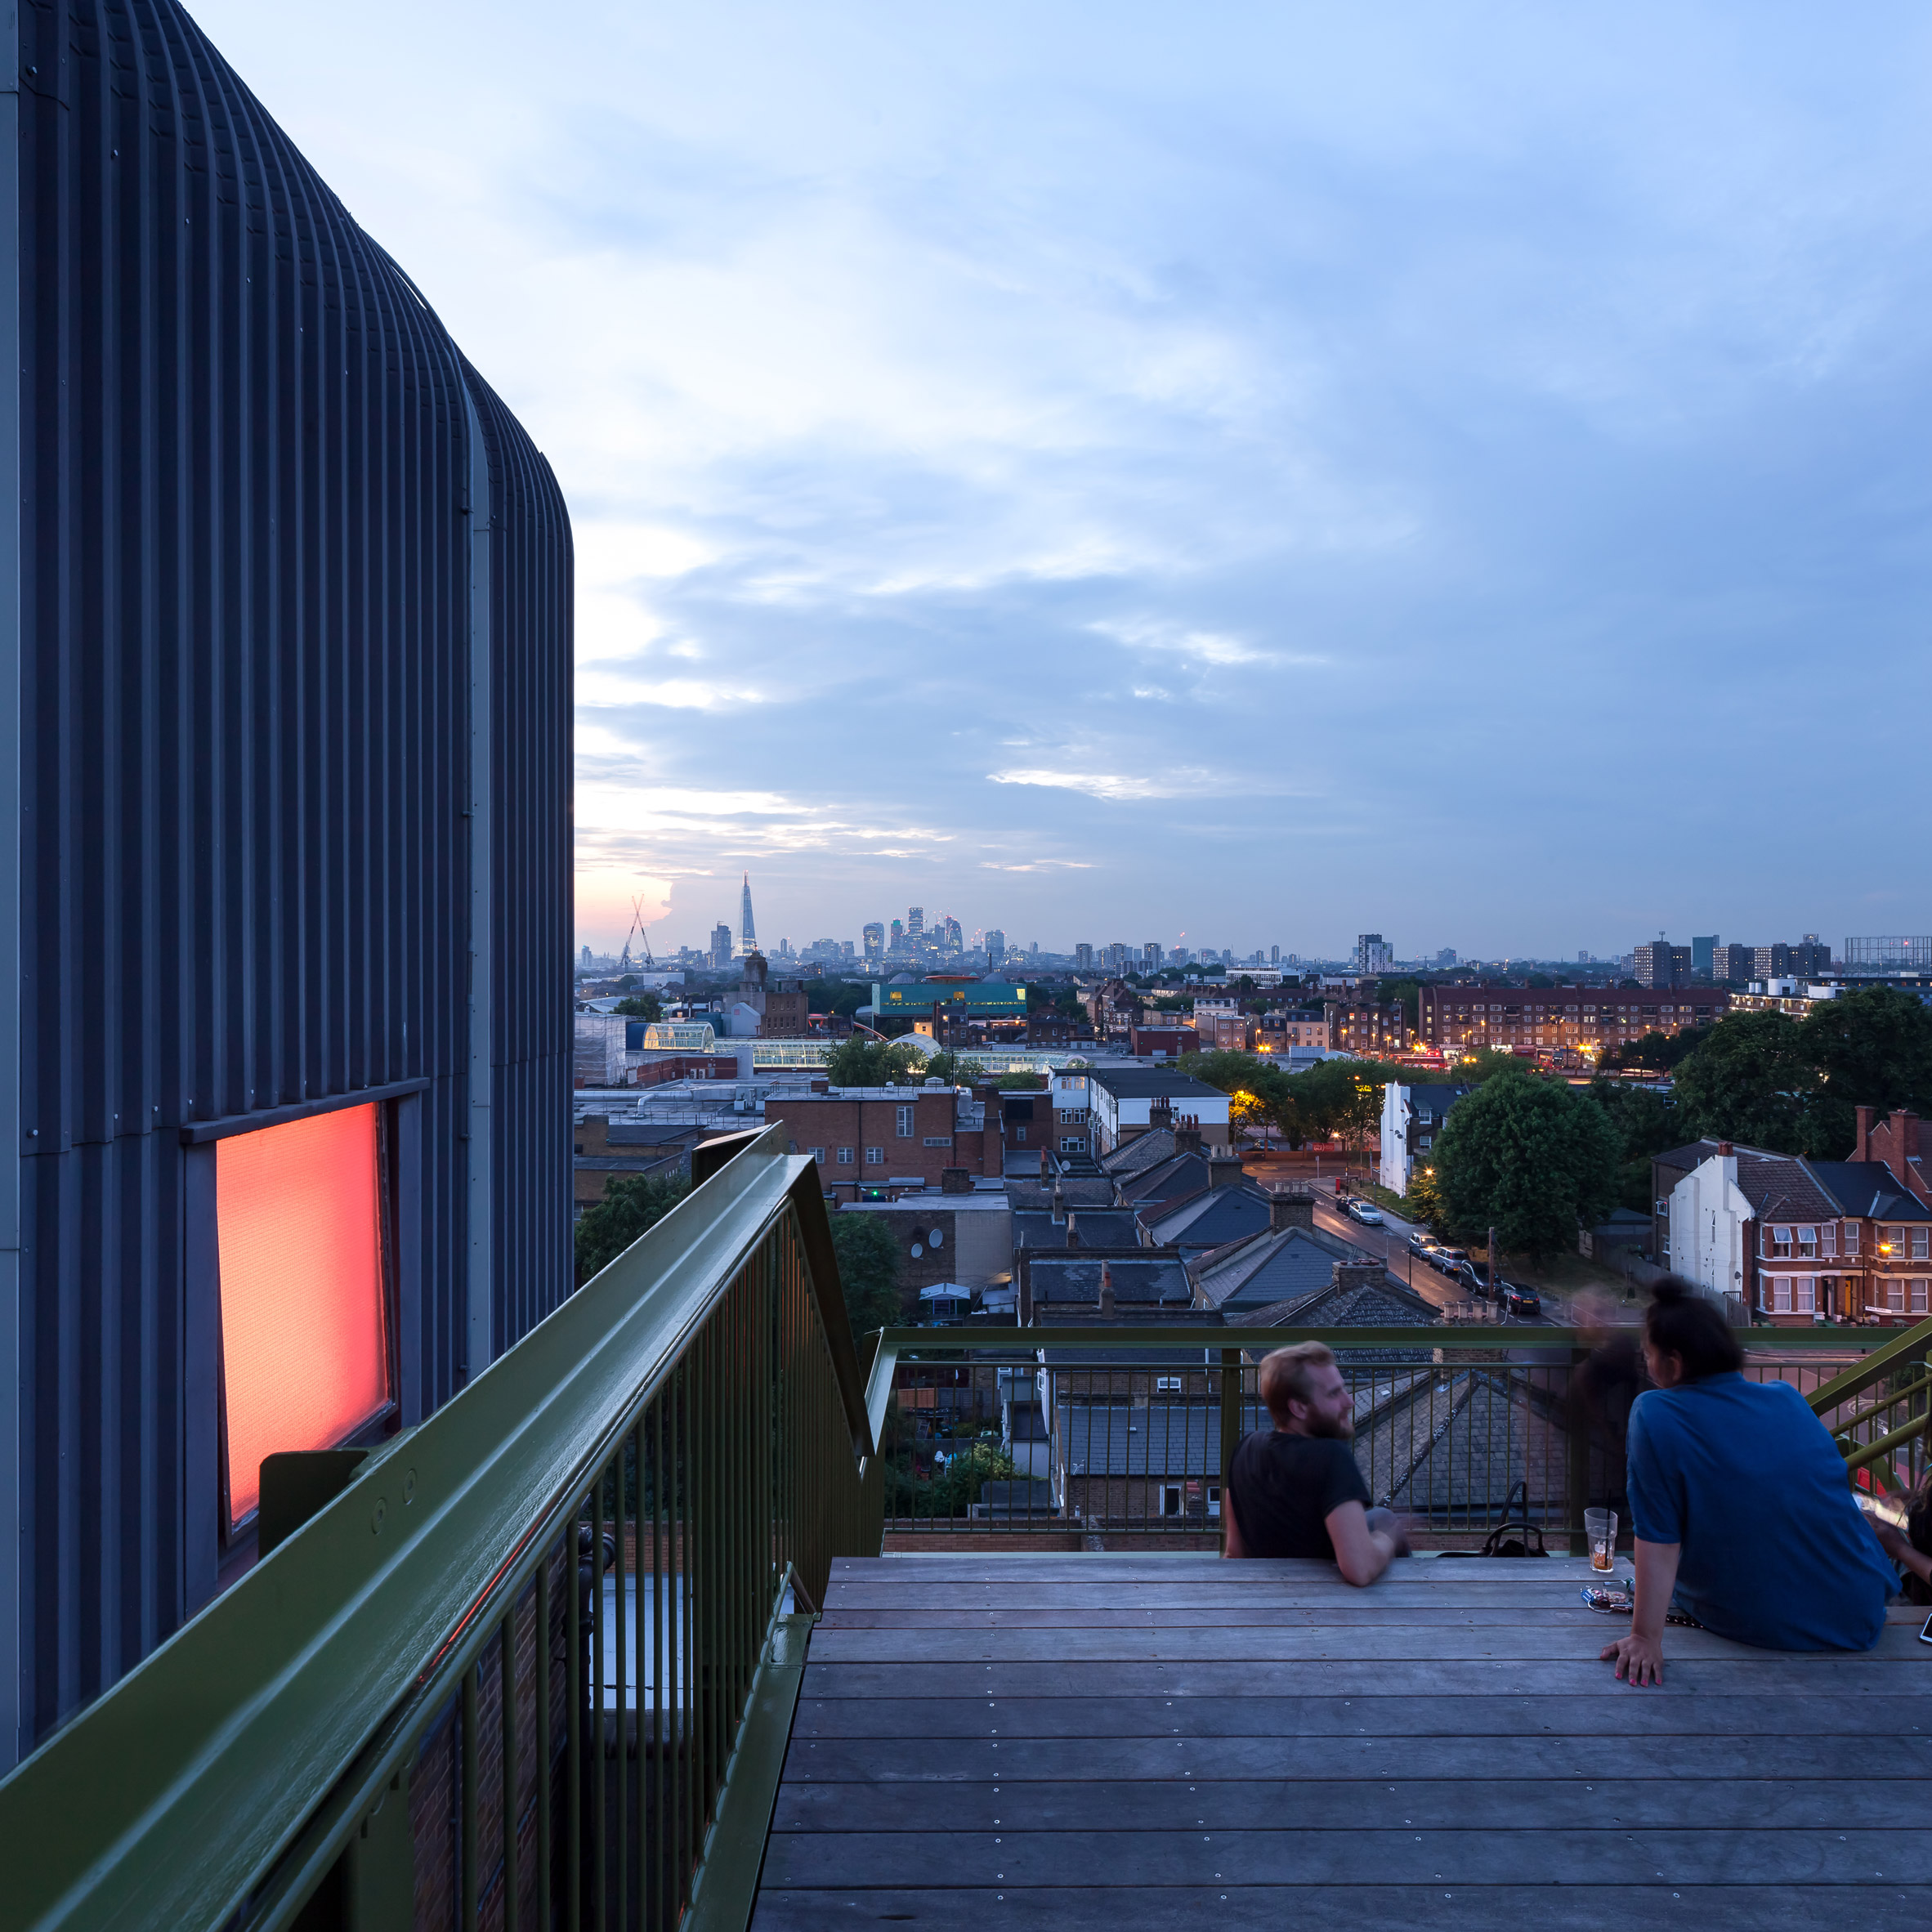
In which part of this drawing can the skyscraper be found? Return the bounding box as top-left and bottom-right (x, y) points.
(986, 928), (1006, 968)
(711, 924), (733, 968)
(862, 921), (885, 966)
(739, 871), (758, 959)
(943, 915), (964, 955)
(1143, 941), (1162, 970)
(1075, 942), (1094, 971)
(1355, 933), (1393, 974)
(906, 906), (925, 951)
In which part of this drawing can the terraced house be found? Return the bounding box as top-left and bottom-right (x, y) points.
(1419, 981), (1728, 1055)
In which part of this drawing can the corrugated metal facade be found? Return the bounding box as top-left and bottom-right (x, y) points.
(2, 0), (573, 1760)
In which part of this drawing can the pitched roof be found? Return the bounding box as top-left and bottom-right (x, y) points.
(1099, 1127), (1178, 1178)
(1140, 1183), (1275, 1253)
(1729, 1152), (1839, 1223)
(1026, 1254), (1192, 1307)
(1059, 1402), (1270, 1478)
(1116, 1150), (1214, 1204)
(1192, 1222), (1366, 1312)
(1804, 1161), (1932, 1223)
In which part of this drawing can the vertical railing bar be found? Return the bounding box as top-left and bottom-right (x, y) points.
(592, 1463), (606, 1932)
(462, 1661), (481, 1932)
(615, 1438), (628, 1932)
(503, 1607), (521, 1932)
(681, 1359), (697, 1915)
(567, 1495), (582, 1932)
(631, 1413), (646, 1932)
(535, 1554), (552, 1932)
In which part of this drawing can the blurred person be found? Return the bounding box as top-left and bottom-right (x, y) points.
(1602, 1279), (1898, 1685)
(1223, 1341), (1409, 1585)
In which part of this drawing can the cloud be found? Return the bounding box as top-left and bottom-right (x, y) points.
(986, 767), (1208, 802)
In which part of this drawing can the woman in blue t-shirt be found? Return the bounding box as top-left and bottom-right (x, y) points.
(1602, 1279), (1904, 1685)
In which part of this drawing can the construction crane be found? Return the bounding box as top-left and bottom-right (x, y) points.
(619, 892), (655, 973)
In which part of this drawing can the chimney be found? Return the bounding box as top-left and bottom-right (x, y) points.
(1039, 1148), (1049, 1178)
(1854, 1105), (1875, 1164)
(1206, 1148), (1244, 1191)
(1064, 1214), (1080, 1249)
(1150, 1096), (1174, 1131)
(1051, 1181), (1066, 1225)
(1330, 1259), (1383, 1296)
(1268, 1187), (1315, 1233)
(1174, 1113), (1203, 1156)
(1717, 1142), (1732, 1158)
(1098, 1263), (1115, 1317)
(940, 1165), (973, 1196)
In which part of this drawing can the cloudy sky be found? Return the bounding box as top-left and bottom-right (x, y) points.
(197, 2), (1932, 962)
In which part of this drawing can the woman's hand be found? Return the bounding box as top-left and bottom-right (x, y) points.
(1600, 1627), (1665, 1685)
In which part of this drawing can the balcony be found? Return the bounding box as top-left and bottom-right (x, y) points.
(1, 1125), (1927, 1929)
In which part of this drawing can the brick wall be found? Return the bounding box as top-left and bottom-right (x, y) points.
(767, 1089), (961, 1200)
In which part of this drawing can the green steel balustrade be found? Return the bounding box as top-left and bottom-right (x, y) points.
(1804, 1313), (1932, 1492)
(0, 1125), (880, 1932)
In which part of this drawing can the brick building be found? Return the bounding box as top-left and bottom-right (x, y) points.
(1258, 1007), (1330, 1053)
(1419, 982), (1727, 1055)
(765, 1085), (1003, 1202)
(1325, 1000), (1407, 1055)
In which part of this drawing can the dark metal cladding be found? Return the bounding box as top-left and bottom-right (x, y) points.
(4, 0), (573, 1757)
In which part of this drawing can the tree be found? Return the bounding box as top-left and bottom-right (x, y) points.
(1452, 1047), (1536, 1085)
(826, 1211), (904, 1336)
(922, 1050), (987, 1086)
(824, 1036), (927, 1086)
(612, 991), (662, 1022)
(1433, 1074), (1620, 1261)
(1589, 1078), (1686, 1214)
(1799, 986), (1932, 1156)
(574, 1171), (689, 1286)
(995, 1071), (1046, 1090)
(1599, 1028), (1698, 1074)
(1669, 1011), (1812, 1154)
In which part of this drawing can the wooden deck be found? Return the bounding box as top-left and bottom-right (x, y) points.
(752, 1552), (1932, 1928)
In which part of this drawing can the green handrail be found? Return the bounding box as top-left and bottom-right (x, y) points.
(0, 1124), (877, 1932)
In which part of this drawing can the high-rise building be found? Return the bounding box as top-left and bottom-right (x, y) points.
(1712, 943), (1752, 986)
(710, 924), (733, 969)
(906, 906), (925, 947)
(1436, 949), (1458, 968)
(1105, 941), (1129, 970)
(738, 871), (757, 959)
(1270, 945), (1281, 968)
(986, 928), (1007, 968)
(1792, 934), (1832, 977)
(1143, 941), (1162, 970)
(1751, 943), (1791, 982)
(889, 918), (905, 955)
(1075, 942), (1094, 971)
(1634, 941), (1693, 990)
(1691, 936), (1717, 980)
(943, 915), (963, 955)
(1356, 933), (1393, 974)
(862, 921), (885, 966)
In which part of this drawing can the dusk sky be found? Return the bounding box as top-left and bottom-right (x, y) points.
(199, 2), (1932, 963)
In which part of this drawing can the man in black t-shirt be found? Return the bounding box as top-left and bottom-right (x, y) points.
(1223, 1341), (1408, 1585)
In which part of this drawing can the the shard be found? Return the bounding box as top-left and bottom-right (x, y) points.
(740, 870), (758, 957)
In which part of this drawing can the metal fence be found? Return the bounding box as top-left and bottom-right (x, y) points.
(0, 1127), (879, 1932)
(868, 1322), (1932, 1548)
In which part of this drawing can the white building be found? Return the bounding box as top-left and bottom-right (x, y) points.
(1086, 1070), (1232, 1157)
(1377, 1081), (1469, 1196)
(1667, 1147), (1756, 1315)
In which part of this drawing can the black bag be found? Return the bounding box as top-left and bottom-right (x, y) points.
(1441, 1481), (1548, 1559)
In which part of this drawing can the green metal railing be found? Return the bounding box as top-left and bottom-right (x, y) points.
(0, 1125), (880, 1932)
(866, 1324), (1901, 1548)
(1805, 1313), (1932, 1496)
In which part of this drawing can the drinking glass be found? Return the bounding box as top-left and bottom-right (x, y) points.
(1585, 1507), (1617, 1572)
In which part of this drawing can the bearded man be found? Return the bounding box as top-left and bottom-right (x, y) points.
(1222, 1341), (1410, 1584)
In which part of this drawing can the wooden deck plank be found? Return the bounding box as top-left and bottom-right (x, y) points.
(780, 1731), (1932, 1782)
(758, 1552), (1932, 1919)
(752, 1885), (1921, 1931)
(803, 1623), (1931, 1661)
(760, 1826), (1932, 1888)
(770, 1775), (1930, 1831)
(801, 1657), (1917, 1697)
(793, 1692), (1930, 1739)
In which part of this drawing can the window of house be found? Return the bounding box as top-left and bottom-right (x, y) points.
(1888, 1279), (1907, 1313)
(1844, 1223), (1861, 1255)
(896, 1105), (915, 1138)
(865, 1147), (884, 1165)
(1161, 1486), (1183, 1516)
(1796, 1277), (1815, 1313)
(807, 1147), (825, 1164)
(1155, 1375), (1183, 1393)
(1797, 1227), (1817, 1257)
(216, 1104), (391, 1532)
(1916, 1228), (1930, 1261)
(1822, 1224), (1836, 1259)
(836, 1147), (854, 1165)
(1769, 1225), (1791, 1259)
(1015, 1126), (1026, 1143)
(1772, 1278), (1791, 1313)
(1913, 1280), (1930, 1315)
(1207, 1484), (1221, 1519)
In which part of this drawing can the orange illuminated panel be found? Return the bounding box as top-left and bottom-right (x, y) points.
(217, 1103), (390, 1529)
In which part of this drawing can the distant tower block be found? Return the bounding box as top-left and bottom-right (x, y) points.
(739, 870), (758, 959)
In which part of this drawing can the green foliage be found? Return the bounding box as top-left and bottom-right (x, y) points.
(574, 1171), (689, 1286)
(824, 1035), (928, 1086)
(1290, 1056), (1410, 1151)
(995, 1071), (1046, 1090)
(887, 1438), (1017, 1518)
(1433, 1074), (1620, 1261)
(922, 1051), (987, 1086)
(1668, 1010), (1813, 1154)
(826, 1211), (904, 1335)
(1589, 1078), (1686, 1213)
(1600, 1027), (1700, 1073)
(1450, 1046), (1537, 1085)
(612, 991), (662, 1021)
(807, 979), (874, 1017)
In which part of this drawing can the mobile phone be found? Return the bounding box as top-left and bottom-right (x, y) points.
(1920, 1611), (1932, 1647)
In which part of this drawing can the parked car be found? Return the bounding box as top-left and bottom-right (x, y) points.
(1407, 1232), (1439, 1260)
(1500, 1283), (1541, 1319)
(1453, 1260), (1492, 1299)
(1429, 1245), (1468, 1275)
(1346, 1199), (1384, 1227)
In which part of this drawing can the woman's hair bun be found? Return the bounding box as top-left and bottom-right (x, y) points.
(1649, 1278), (1691, 1307)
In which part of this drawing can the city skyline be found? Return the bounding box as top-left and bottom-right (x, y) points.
(198, 3), (1932, 954)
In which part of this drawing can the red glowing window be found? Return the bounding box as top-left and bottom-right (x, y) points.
(217, 1103), (391, 1530)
